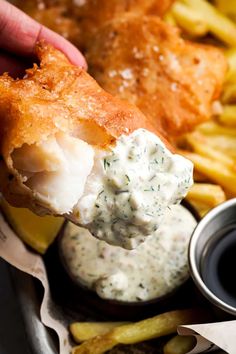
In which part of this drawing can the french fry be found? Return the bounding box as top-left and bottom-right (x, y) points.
(186, 199), (210, 218)
(179, 0), (236, 46)
(163, 12), (177, 26)
(72, 309), (208, 354)
(70, 322), (128, 343)
(193, 170), (211, 182)
(185, 133), (236, 170)
(225, 48), (236, 82)
(214, 0), (236, 21)
(198, 134), (236, 159)
(172, 0), (236, 224)
(186, 183), (226, 208)
(171, 2), (208, 37)
(222, 82), (236, 104)
(163, 335), (196, 354)
(179, 150), (236, 195)
(197, 121), (236, 136)
(217, 105), (236, 126)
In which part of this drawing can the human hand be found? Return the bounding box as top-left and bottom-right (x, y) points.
(0, 0), (87, 77)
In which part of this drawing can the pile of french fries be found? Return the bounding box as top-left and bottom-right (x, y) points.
(166, 0), (236, 217)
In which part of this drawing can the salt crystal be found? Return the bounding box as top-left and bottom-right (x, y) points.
(108, 70), (117, 78)
(120, 69), (133, 80)
(171, 83), (178, 92)
(132, 47), (143, 59)
(38, 2), (45, 10)
(123, 81), (130, 88)
(73, 0), (86, 6)
(212, 100), (223, 116)
(153, 46), (159, 53)
(168, 54), (180, 72)
(142, 68), (149, 77)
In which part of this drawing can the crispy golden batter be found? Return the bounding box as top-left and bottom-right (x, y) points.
(86, 15), (227, 139)
(0, 42), (165, 210)
(72, 0), (175, 48)
(0, 41), (161, 155)
(14, 0), (81, 47)
(15, 0), (174, 49)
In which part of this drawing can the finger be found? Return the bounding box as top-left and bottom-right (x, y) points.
(0, 0), (87, 69)
(36, 26), (87, 69)
(0, 50), (30, 77)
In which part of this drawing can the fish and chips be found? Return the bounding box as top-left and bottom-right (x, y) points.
(2, 0), (236, 353)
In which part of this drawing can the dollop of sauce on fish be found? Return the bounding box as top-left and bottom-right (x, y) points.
(61, 204), (197, 302)
(73, 129), (193, 249)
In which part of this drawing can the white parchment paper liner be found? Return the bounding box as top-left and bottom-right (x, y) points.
(0, 212), (234, 354)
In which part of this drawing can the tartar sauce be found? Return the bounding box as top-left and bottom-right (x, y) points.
(72, 129), (193, 249)
(61, 204), (197, 302)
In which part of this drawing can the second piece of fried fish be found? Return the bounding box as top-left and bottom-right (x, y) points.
(86, 15), (227, 139)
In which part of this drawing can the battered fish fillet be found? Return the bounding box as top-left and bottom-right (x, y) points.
(0, 41), (154, 213)
(86, 15), (227, 139)
(0, 42), (193, 248)
(15, 0), (175, 50)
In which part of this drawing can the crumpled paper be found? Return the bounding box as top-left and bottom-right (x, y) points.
(179, 322), (236, 353)
(0, 211), (234, 354)
(0, 213), (71, 354)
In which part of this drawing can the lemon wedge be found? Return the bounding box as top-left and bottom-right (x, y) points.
(0, 199), (64, 254)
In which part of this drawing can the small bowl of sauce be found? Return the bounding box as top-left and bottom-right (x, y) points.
(53, 202), (199, 320)
(189, 198), (236, 316)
